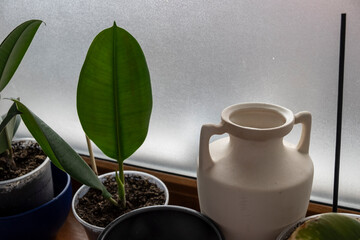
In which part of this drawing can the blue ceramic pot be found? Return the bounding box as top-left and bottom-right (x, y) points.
(0, 164), (72, 240)
(98, 205), (224, 240)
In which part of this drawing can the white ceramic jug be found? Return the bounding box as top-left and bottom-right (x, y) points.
(197, 103), (313, 240)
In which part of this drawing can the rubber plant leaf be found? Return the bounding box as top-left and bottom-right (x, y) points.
(13, 100), (113, 200)
(289, 213), (360, 240)
(0, 102), (21, 154)
(77, 22), (152, 162)
(0, 20), (42, 92)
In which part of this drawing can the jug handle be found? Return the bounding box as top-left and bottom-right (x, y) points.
(199, 123), (226, 170)
(294, 111), (312, 154)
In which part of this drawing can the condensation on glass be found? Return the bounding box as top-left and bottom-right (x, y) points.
(0, 1), (359, 209)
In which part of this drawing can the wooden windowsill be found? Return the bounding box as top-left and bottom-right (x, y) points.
(55, 157), (360, 240)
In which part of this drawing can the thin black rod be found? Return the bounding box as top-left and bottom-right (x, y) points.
(333, 13), (346, 213)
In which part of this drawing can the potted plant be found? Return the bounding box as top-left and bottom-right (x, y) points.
(0, 21), (108, 215)
(1, 97), (119, 239)
(277, 212), (360, 240)
(0, 20), (73, 239)
(0, 20), (55, 216)
(72, 22), (169, 240)
(1, 20), (168, 239)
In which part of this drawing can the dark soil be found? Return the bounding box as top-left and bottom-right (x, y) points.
(75, 174), (166, 227)
(0, 141), (47, 181)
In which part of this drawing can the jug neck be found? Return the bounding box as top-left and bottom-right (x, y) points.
(229, 134), (284, 150)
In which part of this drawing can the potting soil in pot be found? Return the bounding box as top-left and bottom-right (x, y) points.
(0, 141), (47, 181)
(75, 175), (166, 227)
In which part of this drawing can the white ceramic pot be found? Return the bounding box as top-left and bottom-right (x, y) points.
(72, 170), (169, 240)
(197, 103), (314, 240)
(0, 139), (54, 216)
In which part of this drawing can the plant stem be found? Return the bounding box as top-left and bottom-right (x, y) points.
(116, 162), (126, 209)
(85, 134), (98, 175)
(85, 136), (121, 207)
(108, 197), (119, 207)
(5, 125), (16, 170)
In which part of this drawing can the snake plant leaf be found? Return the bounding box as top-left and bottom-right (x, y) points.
(13, 100), (113, 200)
(289, 213), (360, 240)
(0, 103), (21, 154)
(0, 20), (42, 92)
(77, 22), (152, 162)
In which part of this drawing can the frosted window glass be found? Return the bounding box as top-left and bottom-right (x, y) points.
(1, 1), (359, 208)
(340, 10), (360, 210)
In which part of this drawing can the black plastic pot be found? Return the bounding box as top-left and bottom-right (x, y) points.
(98, 205), (224, 240)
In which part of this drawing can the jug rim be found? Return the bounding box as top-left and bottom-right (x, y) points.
(221, 102), (294, 140)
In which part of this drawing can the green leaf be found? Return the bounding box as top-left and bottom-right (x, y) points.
(77, 22), (152, 162)
(0, 102), (21, 154)
(290, 213), (360, 240)
(0, 20), (42, 92)
(13, 100), (113, 200)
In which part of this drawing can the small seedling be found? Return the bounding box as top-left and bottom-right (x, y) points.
(77, 22), (152, 208)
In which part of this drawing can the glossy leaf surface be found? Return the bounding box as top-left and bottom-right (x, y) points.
(0, 20), (42, 92)
(290, 213), (360, 240)
(77, 23), (152, 162)
(13, 100), (112, 199)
